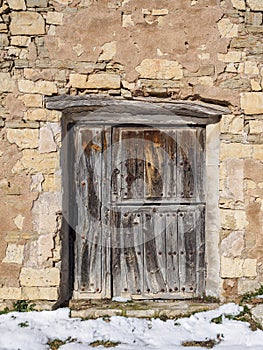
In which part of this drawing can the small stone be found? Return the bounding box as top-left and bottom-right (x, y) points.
(69, 74), (87, 89)
(241, 92), (263, 114)
(247, 0), (263, 11)
(152, 9), (169, 16)
(0, 34), (9, 46)
(39, 125), (57, 153)
(231, 0), (246, 10)
(26, 0), (48, 7)
(14, 214), (24, 231)
(31, 173), (44, 192)
(46, 12), (64, 25)
(221, 231), (244, 258)
(218, 18), (239, 38)
(5, 121), (39, 128)
(20, 268), (60, 287)
(220, 114), (243, 134)
(7, 0), (26, 9)
(221, 257), (257, 278)
(18, 80), (57, 95)
(3, 244), (24, 264)
(122, 14), (134, 27)
(221, 209), (247, 230)
(249, 120), (263, 134)
(238, 279), (261, 294)
(22, 287), (58, 300)
(0, 287), (22, 300)
(98, 41), (116, 61)
(136, 59), (183, 80)
(251, 304), (263, 328)
(10, 12), (45, 35)
(25, 109), (61, 122)
(6, 128), (38, 150)
(250, 79), (262, 91)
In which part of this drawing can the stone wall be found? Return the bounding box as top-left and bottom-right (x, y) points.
(0, 0), (262, 306)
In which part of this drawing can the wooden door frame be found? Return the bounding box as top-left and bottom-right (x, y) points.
(45, 95), (229, 303)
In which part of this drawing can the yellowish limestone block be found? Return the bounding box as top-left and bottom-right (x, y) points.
(25, 109), (61, 122)
(136, 59), (183, 80)
(22, 287), (58, 300)
(220, 143), (253, 161)
(220, 209), (247, 230)
(14, 214), (24, 231)
(253, 145), (263, 161)
(7, 0), (26, 10)
(245, 61), (259, 75)
(39, 126), (57, 153)
(152, 9), (169, 16)
(10, 12), (45, 35)
(250, 79), (262, 91)
(218, 51), (242, 62)
(221, 257), (257, 278)
(18, 80), (57, 95)
(0, 287), (22, 300)
(46, 12), (64, 25)
(249, 120), (263, 134)
(238, 279), (261, 294)
(0, 73), (16, 92)
(241, 92), (263, 114)
(247, 0), (263, 10)
(69, 74), (87, 89)
(218, 18), (238, 38)
(3, 244), (24, 264)
(6, 128), (38, 150)
(231, 0), (246, 10)
(87, 73), (120, 89)
(98, 41), (117, 61)
(18, 94), (43, 108)
(11, 36), (30, 46)
(43, 174), (61, 192)
(20, 268), (60, 287)
(12, 150), (59, 175)
(122, 14), (134, 27)
(220, 114), (243, 134)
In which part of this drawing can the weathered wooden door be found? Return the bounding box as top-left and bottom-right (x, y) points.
(74, 125), (206, 299)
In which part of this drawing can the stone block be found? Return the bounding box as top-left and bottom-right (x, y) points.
(12, 149), (59, 174)
(26, 0), (48, 6)
(6, 128), (38, 150)
(0, 34), (9, 46)
(238, 278), (261, 294)
(39, 126), (57, 153)
(184, 65), (215, 77)
(122, 14), (134, 27)
(247, 0), (263, 10)
(152, 9), (169, 16)
(251, 304), (263, 328)
(225, 158), (244, 202)
(220, 114), (243, 134)
(20, 267), (60, 287)
(10, 12), (45, 35)
(25, 109), (61, 122)
(221, 257), (257, 277)
(241, 92), (263, 114)
(218, 18), (238, 38)
(98, 41), (116, 61)
(0, 73), (16, 92)
(218, 51), (242, 62)
(0, 264), (20, 287)
(250, 79), (261, 91)
(245, 61), (259, 75)
(43, 174), (61, 192)
(22, 287), (58, 300)
(220, 209), (247, 230)
(2, 244), (24, 264)
(69, 74), (87, 89)
(7, 0), (26, 9)
(221, 231), (244, 258)
(11, 36), (30, 47)
(18, 94), (43, 108)
(18, 80), (57, 95)
(31, 173), (44, 192)
(249, 120), (263, 134)
(231, 0), (246, 10)
(86, 73), (120, 89)
(5, 121), (39, 128)
(0, 287), (22, 300)
(220, 142), (253, 161)
(253, 145), (263, 161)
(46, 12), (64, 25)
(136, 59), (183, 80)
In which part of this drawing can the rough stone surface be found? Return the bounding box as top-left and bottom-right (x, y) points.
(7, 0), (26, 10)
(247, 0), (263, 11)
(10, 12), (45, 35)
(22, 287), (58, 300)
(39, 126), (57, 153)
(251, 304), (263, 328)
(221, 257), (257, 278)
(20, 268), (60, 287)
(241, 93), (263, 114)
(6, 129), (38, 150)
(46, 12), (64, 25)
(136, 59), (183, 80)
(3, 244), (24, 264)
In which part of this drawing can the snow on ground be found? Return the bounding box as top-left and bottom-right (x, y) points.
(0, 303), (263, 350)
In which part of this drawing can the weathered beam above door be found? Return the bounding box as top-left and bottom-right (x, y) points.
(45, 95), (230, 124)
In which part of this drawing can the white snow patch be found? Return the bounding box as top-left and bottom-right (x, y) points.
(0, 303), (262, 349)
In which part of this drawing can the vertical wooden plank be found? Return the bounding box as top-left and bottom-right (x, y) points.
(195, 205), (206, 295)
(165, 211), (180, 292)
(177, 129), (196, 201)
(111, 208), (122, 296)
(166, 130), (177, 200)
(195, 128), (206, 202)
(143, 210), (166, 293)
(111, 127), (121, 202)
(178, 208), (197, 293)
(77, 127), (103, 293)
